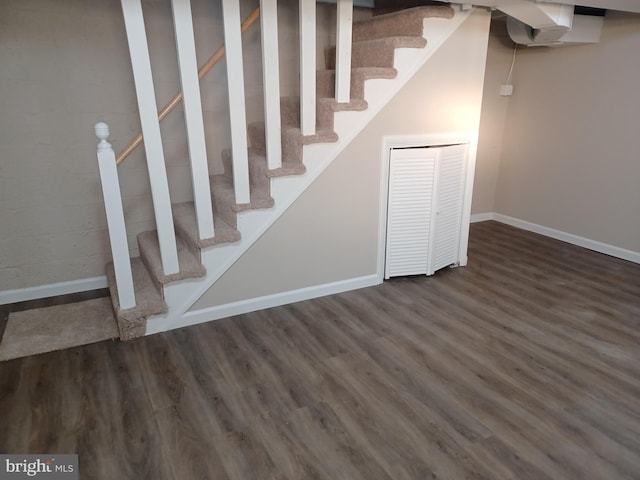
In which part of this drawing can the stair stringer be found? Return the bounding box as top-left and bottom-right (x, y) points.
(145, 8), (472, 335)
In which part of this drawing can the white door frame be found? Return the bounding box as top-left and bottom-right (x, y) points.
(377, 132), (479, 282)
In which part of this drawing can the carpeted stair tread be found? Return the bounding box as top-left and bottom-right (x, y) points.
(106, 257), (167, 340)
(0, 297), (118, 361)
(302, 128), (339, 145)
(319, 97), (368, 114)
(317, 67), (398, 100)
(353, 5), (455, 42)
(263, 160), (307, 177)
(209, 175), (237, 229)
(280, 97), (301, 128)
(220, 149), (286, 208)
(172, 201), (241, 253)
(250, 122), (337, 150)
(265, 96), (359, 140)
(221, 149), (273, 191)
(332, 98), (368, 111)
(210, 174), (275, 213)
(326, 36), (427, 70)
(248, 122), (304, 169)
(280, 96), (369, 129)
(137, 230), (206, 286)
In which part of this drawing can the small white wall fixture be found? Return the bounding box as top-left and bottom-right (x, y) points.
(378, 133), (478, 281)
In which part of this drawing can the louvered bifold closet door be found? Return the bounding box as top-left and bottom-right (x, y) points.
(385, 148), (437, 279)
(430, 143), (467, 274)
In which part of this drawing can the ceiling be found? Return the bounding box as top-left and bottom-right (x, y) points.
(374, 0), (640, 15)
(461, 0), (640, 14)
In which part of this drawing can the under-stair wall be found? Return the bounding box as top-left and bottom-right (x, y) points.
(184, 8), (492, 323)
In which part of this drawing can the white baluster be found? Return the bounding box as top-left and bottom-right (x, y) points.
(261, 0), (283, 170)
(120, 0), (179, 275)
(299, 0), (317, 136)
(222, 0), (251, 204)
(335, 0), (353, 103)
(171, 0), (215, 239)
(95, 123), (136, 310)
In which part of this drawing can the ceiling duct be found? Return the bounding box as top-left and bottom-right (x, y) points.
(505, 3), (605, 46)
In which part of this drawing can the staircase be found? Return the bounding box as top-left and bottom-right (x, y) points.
(98, 2), (471, 340)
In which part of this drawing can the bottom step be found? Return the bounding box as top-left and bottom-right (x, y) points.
(106, 258), (167, 340)
(0, 297), (117, 361)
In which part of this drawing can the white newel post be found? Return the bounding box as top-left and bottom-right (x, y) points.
(335, 0), (353, 103)
(260, 0), (283, 170)
(95, 123), (136, 310)
(222, 0), (251, 204)
(171, 0), (215, 240)
(121, 0), (180, 275)
(299, 0), (317, 136)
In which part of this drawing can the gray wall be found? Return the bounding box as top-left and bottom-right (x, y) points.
(490, 11), (640, 252)
(472, 17), (513, 215)
(191, 9), (492, 309)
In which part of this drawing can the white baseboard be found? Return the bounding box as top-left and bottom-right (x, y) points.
(470, 212), (495, 223)
(0, 276), (108, 306)
(472, 212), (640, 264)
(162, 274), (380, 332)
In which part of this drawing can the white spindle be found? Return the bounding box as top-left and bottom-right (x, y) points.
(120, 0), (180, 275)
(171, 0), (215, 239)
(260, 0), (283, 170)
(299, 0), (316, 136)
(95, 123), (136, 310)
(335, 0), (353, 103)
(222, 0), (251, 204)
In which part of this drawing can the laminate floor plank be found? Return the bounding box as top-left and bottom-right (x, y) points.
(303, 400), (395, 480)
(314, 365), (443, 480)
(303, 295), (495, 446)
(466, 435), (557, 480)
(234, 384), (327, 480)
(460, 244), (640, 345)
(154, 392), (232, 480)
(374, 330), (616, 480)
(219, 319), (319, 412)
(0, 348), (84, 454)
(411, 276), (640, 449)
(325, 353), (496, 480)
(411, 270), (640, 410)
(1, 221), (639, 479)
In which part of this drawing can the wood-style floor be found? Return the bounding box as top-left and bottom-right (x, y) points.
(1, 221), (639, 479)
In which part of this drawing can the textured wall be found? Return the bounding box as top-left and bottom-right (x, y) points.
(472, 16), (513, 215)
(493, 11), (640, 252)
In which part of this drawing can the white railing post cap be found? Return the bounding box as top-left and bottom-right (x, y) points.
(95, 122), (110, 140)
(95, 122), (113, 151)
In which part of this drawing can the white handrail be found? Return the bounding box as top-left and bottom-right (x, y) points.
(335, 0), (353, 103)
(95, 123), (136, 310)
(171, 0), (216, 240)
(299, 0), (317, 136)
(121, 0), (180, 275)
